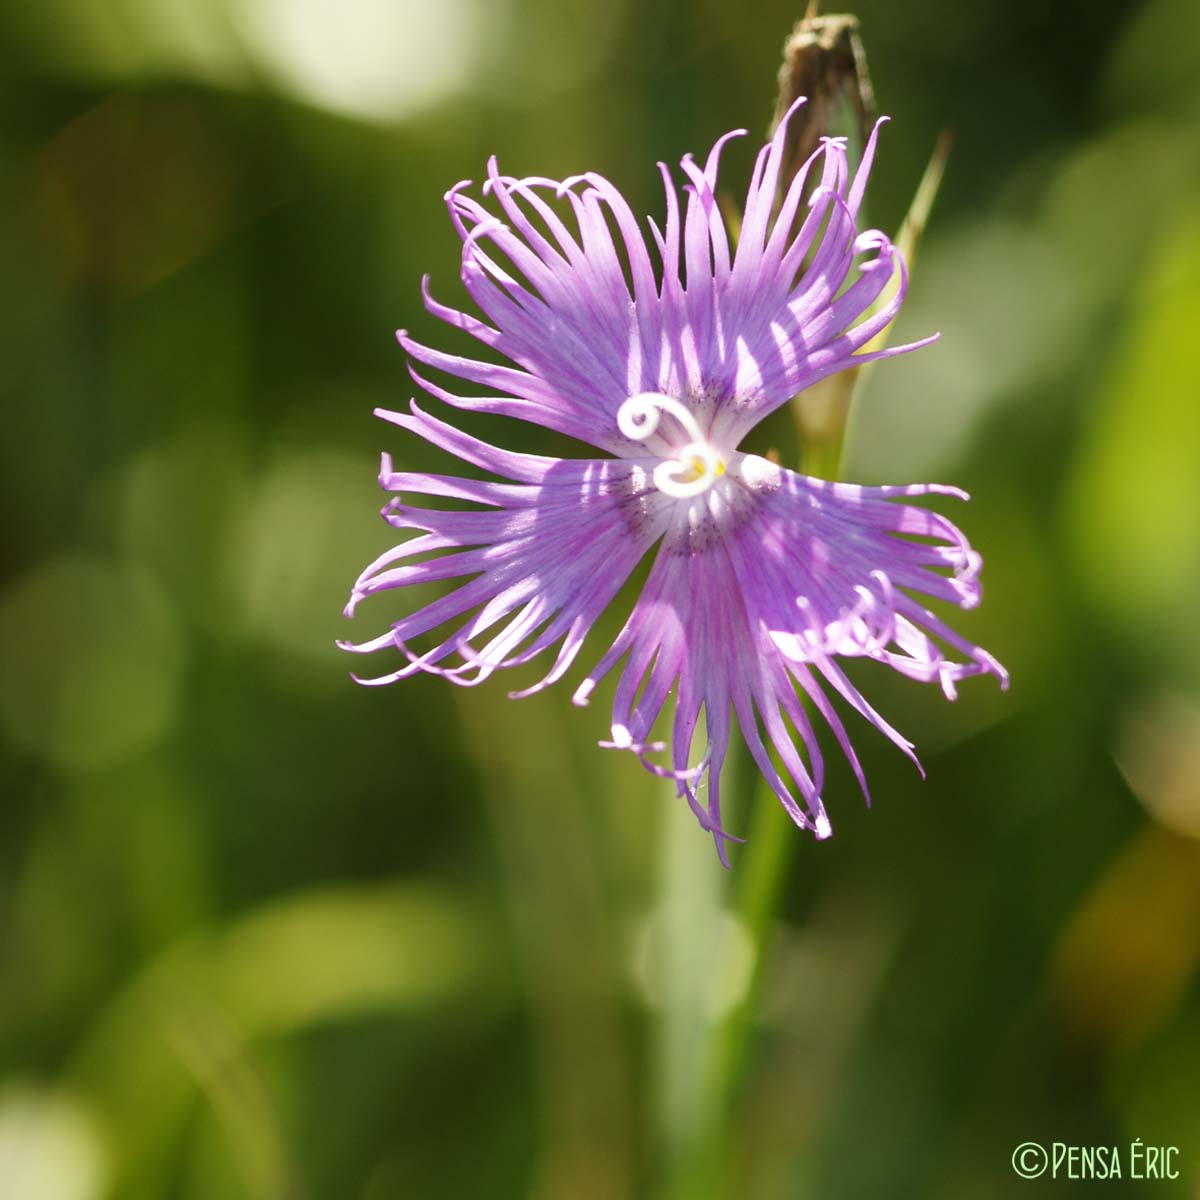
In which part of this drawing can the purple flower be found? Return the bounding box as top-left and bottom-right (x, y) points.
(341, 104), (1007, 862)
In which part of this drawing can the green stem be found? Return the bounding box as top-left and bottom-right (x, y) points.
(700, 798), (795, 1186)
(655, 116), (951, 1200)
(656, 439), (846, 1200)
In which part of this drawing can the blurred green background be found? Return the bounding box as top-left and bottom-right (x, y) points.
(3, 0), (1200, 1197)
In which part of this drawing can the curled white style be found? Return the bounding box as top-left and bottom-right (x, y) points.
(617, 393), (724, 499)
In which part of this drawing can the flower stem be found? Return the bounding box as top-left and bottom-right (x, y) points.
(655, 431), (851, 1200)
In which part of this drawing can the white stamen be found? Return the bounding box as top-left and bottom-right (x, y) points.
(617, 392), (723, 499)
(739, 453), (782, 491)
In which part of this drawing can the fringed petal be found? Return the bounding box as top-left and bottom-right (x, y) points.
(342, 407), (671, 693)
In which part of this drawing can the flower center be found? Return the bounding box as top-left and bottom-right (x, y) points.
(617, 393), (725, 499)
